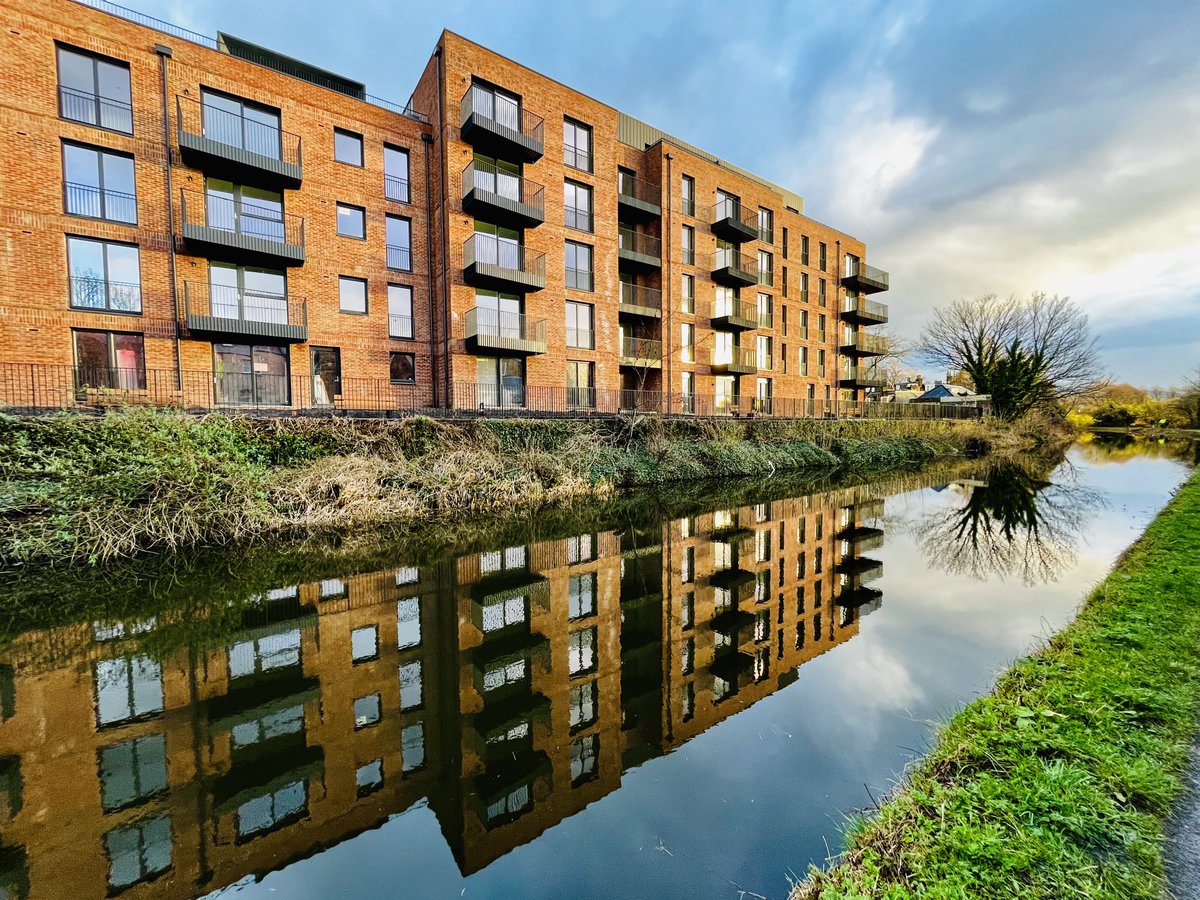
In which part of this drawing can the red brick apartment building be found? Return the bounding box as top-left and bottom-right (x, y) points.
(0, 0), (891, 415)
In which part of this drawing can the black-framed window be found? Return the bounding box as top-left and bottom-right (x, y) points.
(336, 203), (365, 239)
(568, 626), (597, 675)
(570, 734), (599, 786)
(67, 236), (141, 313)
(565, 301), (594, 349)
(384, 144), (411, 202)
(386, 215), (412, 271)
(388, 284), (414, 339)
(563, 180), (593, 232)
(563, 118), (592, 172)
(566, 360), (595, 409)
(680, 175), (695, 216)
(204, 178), (284, 241)
(339, 276), (367, 314)
(681, 273), (694, 314)
(389, 352), (416, 384)
(568, 572), (596, 619)
(74, 328), (146, 390)
(758, 207), (774, 244)
(99, 734), (166, 812)
(351, 625), (379, 663)
(356, 760), (384, 797)
(105, 815), (172, 890)
(93, 656), (162, 727)
(63, 142), (136, 224)
(801, 235), (810, 267)
(354, 693), (382, 729)
(334, 128), (363, 166)
(399, 660), (423, 710)
(214, 343), (290, 407)
(681, 225), (694, 265)
(569, 680), (597, 731)
(200, 89), (281, 159)
(57, 44), (131, 133)
(564, 241), (593, 291)
(758, 250), (773, 286)
(819, 241), (828, 271)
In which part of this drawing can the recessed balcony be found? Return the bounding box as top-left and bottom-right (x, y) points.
(617, 172), (662, 219)
(180, 189), (304, 267)
(461, 159), (545, 229)
(183, 281), (307, 343)
(620, 336), (663, 368)
(837, 525), (885, 553)
(710, 199), (758, 243)
(462, 233), (546, 293)
(710, 297), (759, 332)
(841, 295), (889, 325)
(842, 260), (890, 294)
(836, 556), (884, 584)
(465, 307), (548, 356)
(176, 95), (302, 188)
(839, 366), (888, 389)
(840, 332), (889, 357)
(618, 228), (661, 270)
(618, 283), (662, 319)
(459, 85), (544, 162)
(710, 346), (758, 376)
(711, 249), (758, 287)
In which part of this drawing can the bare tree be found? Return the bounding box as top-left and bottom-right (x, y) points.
(917, 293), (1105, 419)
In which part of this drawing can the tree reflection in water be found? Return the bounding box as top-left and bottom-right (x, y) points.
(919, 458), (1105, 585)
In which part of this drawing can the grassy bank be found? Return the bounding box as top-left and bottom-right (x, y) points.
(793, 469), (1200, 900)
(0, 408), (1036, 567)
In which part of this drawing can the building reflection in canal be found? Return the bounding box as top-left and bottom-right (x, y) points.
(0, 480), (893, 899)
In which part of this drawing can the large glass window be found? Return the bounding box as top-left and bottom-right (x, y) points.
(470, 83), (521, 130)
(57, 45), (131, 133)
(386, 283), (414, 339)
(204, 179), (284, 242)
(568, 627), (597, 675)
(758, 250), (773, 286)
(67, 237), (140, 313)
(389, 352), (415, 384)
(681, 225), (694, 265)
(571, 734), (599, 785)
(94, 656), (162, 727)
(237, 781), (306, 838)
(339, 276), (367, 314)
(681, 273), (695, 314)
(564, 241), (593, 291)
(337, 203), (365, 239)
(386, 216), (412, 271)
(680, 323), (694, 363)
(231, 704), (303, 752)
(477, 356), (525, 408)
(473, 221), (522, 269)
(401, 723), (425, 771)
(397, 597), (421, 649)
(229, 629), (300, 679)
(566, 360), (595, 409)
(563, 118), (592, 171)
(208, 263), (287, 324)
(568, 573), (596, 620)
(757, 334), (773, 370)
(105, 816), (171, 890)
(564, 180), (593, 232)
(385, 144), (410, 202)
(214, 343), (290, 406)
(680, 175), (695, 216)
(334, 128), (363, 166)
(200, 89), (281, 158)
(565, 301), (594, 349)
(758, 207), (774, 243)
(73, 328), (145, 390)
(99, 734), (167, 812)
(63, 143), (136, 223)
(569, 681), (597, 730)
(399, 660), (423, 710)
(351, 626), (379, 663)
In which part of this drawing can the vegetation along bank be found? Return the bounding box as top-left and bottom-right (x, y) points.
(0, 407), (1047, 567)
(793, 468), (1200, 900)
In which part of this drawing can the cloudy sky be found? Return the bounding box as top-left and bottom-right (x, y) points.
(160, 0), (1200, 386)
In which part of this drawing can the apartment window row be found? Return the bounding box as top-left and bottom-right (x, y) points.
(336, 208), (414, 272)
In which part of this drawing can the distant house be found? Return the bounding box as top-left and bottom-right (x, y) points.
(914, 383), (991, 409)
(883, 389), (924, 404)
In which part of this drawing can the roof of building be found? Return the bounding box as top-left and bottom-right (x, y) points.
(917, 383), (977, 401)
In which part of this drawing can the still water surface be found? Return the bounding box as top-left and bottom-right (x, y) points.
(0, 437), (1192, 899)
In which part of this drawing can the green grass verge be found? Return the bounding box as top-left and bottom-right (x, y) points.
(794, 469), (1200, 900)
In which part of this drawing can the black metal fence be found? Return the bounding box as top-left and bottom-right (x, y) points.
(0, 363), (988, 421)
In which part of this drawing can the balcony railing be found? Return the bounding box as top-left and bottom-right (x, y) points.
(757, 265), (773, 287)
(389, 314), (414, 340)
(710, 346), (757, 375)
(617, 173), (662, 218)
(710, 297), (759, 331)
(463, 234), (546, 292)
(176, 94), (302, 187)
(618, 283), (662, 318)
(841, 295), (889, 324)
(183, 281), (307, 342)
(620, 336), (663, 368)
(839, 366), (888, 389)
(710, 199), (758, 243)
(58, 85), (132, 133)
(387, 244), (413, 272)
(464, 308), (547, 355)
(385, 173), (410, 203)
(618, 228), (662, 269)
(68, 276), (141, 314)
(756, 307), (774, 329)
(459, 85), (544, 161)
(711, 249), (758, 287)
(461, 159), (545, 228)
(180, 189), (305, 265)
(840, 332), (889, 356)
(842, 260), (890, 294)
(64, 182), (137, 224)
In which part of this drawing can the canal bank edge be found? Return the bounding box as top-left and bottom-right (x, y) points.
(0, 408), (1050, 567)
(792, 467), (1200, 900)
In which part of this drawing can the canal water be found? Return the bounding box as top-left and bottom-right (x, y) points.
(0, 437), (1192, 900)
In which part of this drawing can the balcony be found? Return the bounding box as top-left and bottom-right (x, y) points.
(180, 190), (305, 266)
(183, 281), (307, 343)
(618, 283), (662, 319)
(617, 173), (662, 219)
(838, 524), (885, 553)
(839, 366), (888, 389)
(461, 159), (545, 229)
(842, 260), (890, 294)
(460, 85), (544, 162)
(836, 585), (883, 609)
(710, 199), (758, 243)
(176, 95), (302, 188)
(841, 295), (889, 325)
(620, 336), (663, 368)
(618, 228), (661, 270)
(710, 346), (757, 375)
(836, 556), (884, 584)
(710, 297), (759, 332)
(711, 249), (758, 287)
(465, 307), (548, 356)
(462, 233), (546, 293)
(840, 332), (889, 357)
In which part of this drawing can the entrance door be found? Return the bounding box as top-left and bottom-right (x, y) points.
(311, 347), (341, 407)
